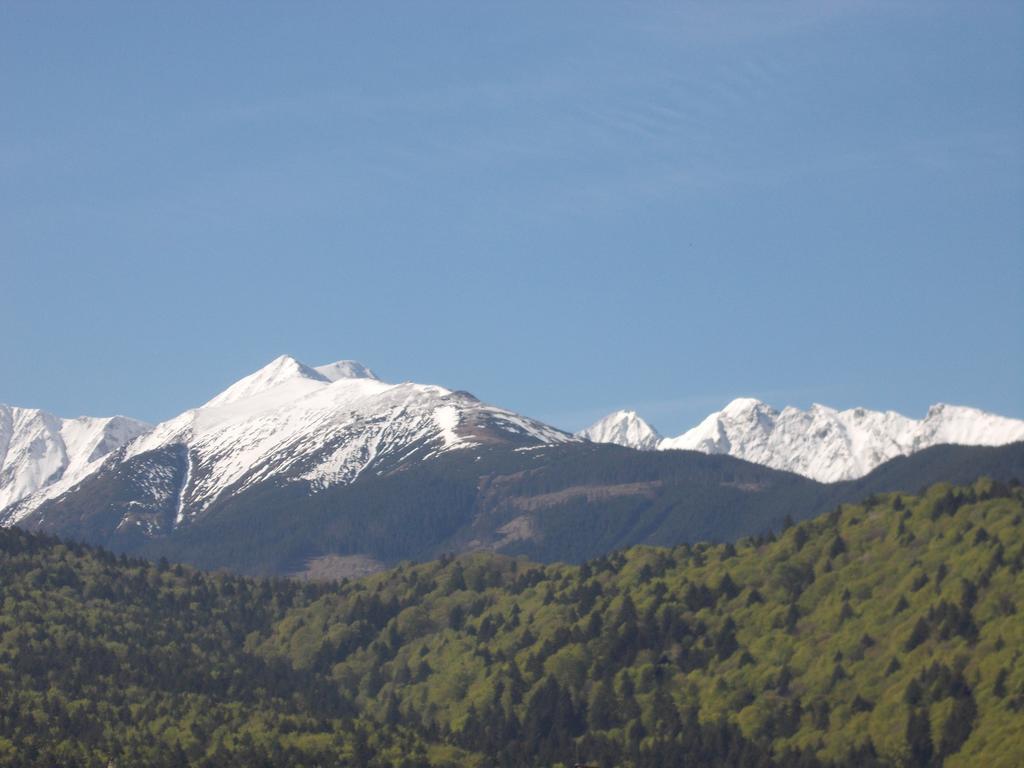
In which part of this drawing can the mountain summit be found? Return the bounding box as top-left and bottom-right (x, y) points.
(201, 356), (379, 409)
(576, 409), (661, 450)
(1, 355), (576, 530)
(203, 354), (332, 408)
(583, 398), (1024, 481)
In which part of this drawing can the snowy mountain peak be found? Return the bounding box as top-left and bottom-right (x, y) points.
(204, 355), (329, 408)
(586, 399), (1024, 483)
(721, 397), (772, 418)
(577, 409), (662, 451)
(315, 360), (378, 382)
(5, 358), (578, 530)
(917, 402), (1024, 448)
(0, 405), (150, 514)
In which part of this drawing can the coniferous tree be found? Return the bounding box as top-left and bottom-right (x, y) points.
(906, 709), (934, 767)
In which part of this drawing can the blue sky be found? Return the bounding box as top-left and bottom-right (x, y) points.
(2, 2), (1022, 434)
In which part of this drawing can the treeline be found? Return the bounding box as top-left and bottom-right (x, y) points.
(1, 479), (1023, 766)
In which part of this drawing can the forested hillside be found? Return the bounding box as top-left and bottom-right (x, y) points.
(1, 480), (1022, 766)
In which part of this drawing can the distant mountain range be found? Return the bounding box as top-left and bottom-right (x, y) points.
(579, 399), (1024, 481)
(1, 355), (1022, 575)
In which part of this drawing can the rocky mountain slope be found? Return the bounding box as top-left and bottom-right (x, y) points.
(580, 399), (1024, 482)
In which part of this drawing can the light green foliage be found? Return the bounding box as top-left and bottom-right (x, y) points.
(255, 479), (1024, 766)
(1, 480), (1022, 766)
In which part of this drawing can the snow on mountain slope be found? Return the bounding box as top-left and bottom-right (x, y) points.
(584, 398), (1024, 482)
(659, 399), (918, 482)
(916, 403), (1024, 449)
(576, 410), (662, 451)
(11, 355), (577, 529)
(315, 360), (378, 382)
(0, 405), (151, 513)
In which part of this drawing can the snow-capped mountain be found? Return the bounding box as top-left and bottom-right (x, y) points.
(0, 405), (150, 511)
(576, 410), (662, 451)
(6, 358), (1023, 558)
(1, 355), (576, 529)
(4, 363), (1023, 574)
(583, 398), (1024, 482)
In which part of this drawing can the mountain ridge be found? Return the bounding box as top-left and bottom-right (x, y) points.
(3, 357), (1023, 577)
(6, 358), (1021, 524)
(580, 399), (1024, 482)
